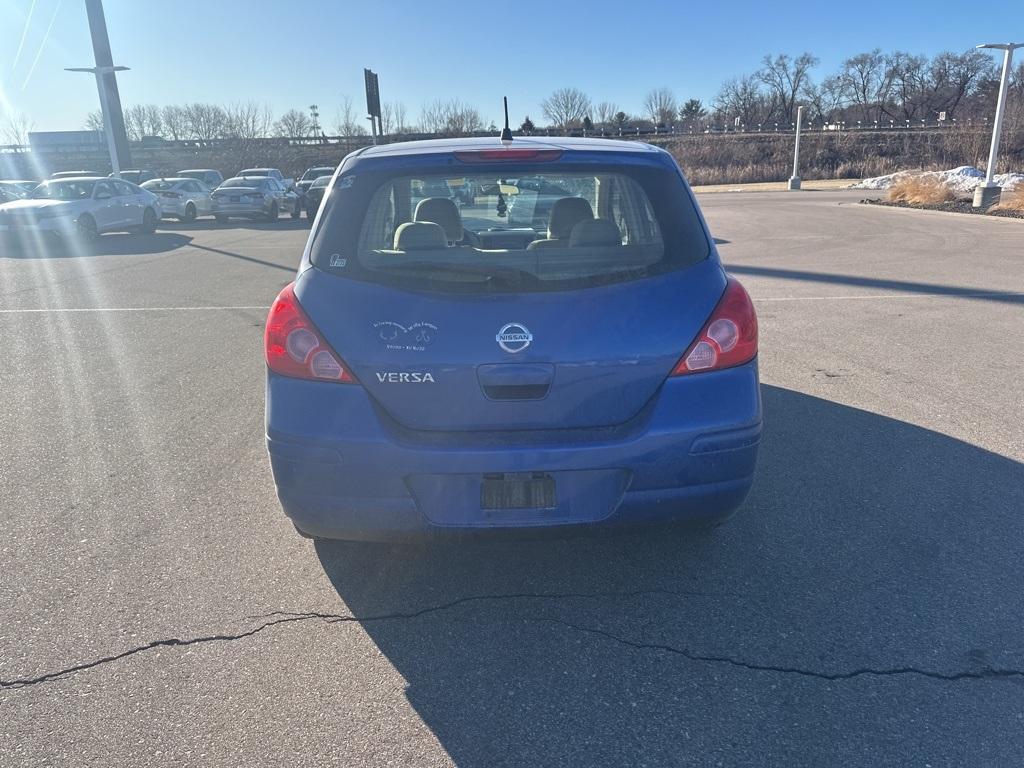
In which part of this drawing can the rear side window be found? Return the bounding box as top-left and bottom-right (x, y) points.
(311, 160), (709, 293)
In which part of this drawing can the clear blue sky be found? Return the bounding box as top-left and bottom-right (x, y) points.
(2, 0), (1021, 133)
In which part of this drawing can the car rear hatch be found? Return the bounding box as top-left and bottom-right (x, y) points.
(295, 261), (724, 431)
(295, 143), (720, 432)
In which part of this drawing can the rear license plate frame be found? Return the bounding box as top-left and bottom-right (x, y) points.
(481, 472), (556, 511)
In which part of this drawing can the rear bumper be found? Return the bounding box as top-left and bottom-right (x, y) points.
(266, 361), (762, 540)
(213, 201), (265, 216)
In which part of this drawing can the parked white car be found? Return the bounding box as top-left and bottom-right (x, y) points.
(142, 177), (214, 221)
(0, 180), (37, 202)
(0, 177), (160, 241)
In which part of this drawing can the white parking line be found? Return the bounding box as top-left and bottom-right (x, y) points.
(0, 306), (268, 313)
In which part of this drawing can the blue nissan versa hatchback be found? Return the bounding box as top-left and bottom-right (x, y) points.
(265, 137), (761, 540)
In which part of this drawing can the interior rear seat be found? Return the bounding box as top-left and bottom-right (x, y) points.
(568, 218), (623, 247)
(527, 197), (594, 250)
(393, 221), (447, 251)
(414, 197), (463, 246)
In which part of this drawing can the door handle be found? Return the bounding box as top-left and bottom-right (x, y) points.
(477, 364), (553, 400)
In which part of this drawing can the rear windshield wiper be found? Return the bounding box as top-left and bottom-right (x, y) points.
(372, 261), (540, 286)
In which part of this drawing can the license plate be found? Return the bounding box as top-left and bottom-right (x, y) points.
(481, 473), (556, 510)
(230, 195), (239, 202)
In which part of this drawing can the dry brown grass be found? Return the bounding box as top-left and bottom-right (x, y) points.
(886, 174), (956, 205)
(994, 184), (1024, 212)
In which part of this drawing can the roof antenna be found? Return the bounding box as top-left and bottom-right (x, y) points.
(500, 96), (513, 146)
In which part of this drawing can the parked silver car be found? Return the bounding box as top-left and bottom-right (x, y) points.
(177, 168), (224, 188)
(142, 177), (214, 221)
(0, 177), (160, 241)
(211, 176), (300, 222)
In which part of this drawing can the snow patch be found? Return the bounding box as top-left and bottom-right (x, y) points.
(852, 166), (1024, 193)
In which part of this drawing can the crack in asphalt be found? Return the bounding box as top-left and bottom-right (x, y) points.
(0, 589), (723, 689)
(542, 618), (1024, 683)
(3, 589), (1021, 689)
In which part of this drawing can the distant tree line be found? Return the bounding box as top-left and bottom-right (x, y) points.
(74, 47), (1023, 145)
(531, 49), (1021, 131)
(82, 96), (487, 141)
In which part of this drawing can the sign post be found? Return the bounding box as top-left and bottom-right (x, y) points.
(364, 68), (382, 143)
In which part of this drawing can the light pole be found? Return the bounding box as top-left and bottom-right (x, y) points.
(65, 0), (132, 175)
(66, 64), (129, 175)
(788, 105), (804, 190)
(973, 42), (1023, 208)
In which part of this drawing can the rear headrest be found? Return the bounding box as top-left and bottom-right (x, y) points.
(415, 197), (462, 243)
(569, 218), (623, 248)
(547, 197), (594, 239)
(394, 221), (446, 251)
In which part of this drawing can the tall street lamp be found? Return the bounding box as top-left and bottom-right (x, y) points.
(973, 42), (1023, 208)
(65, 0), (132, 175)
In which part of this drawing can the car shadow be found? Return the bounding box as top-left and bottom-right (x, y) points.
(0, 232), (192, 258)
(312, 385), (1024, 765)
(728, 264), (1024, 305)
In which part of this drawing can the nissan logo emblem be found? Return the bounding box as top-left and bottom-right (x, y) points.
(496, 323), (532, 354)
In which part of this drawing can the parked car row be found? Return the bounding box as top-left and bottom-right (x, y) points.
(0, 163), (338, 240)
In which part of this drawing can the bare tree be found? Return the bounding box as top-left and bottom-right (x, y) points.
(124, 104), (164, 141)
(391, 101), (409, 133)
(714, 74), (774, 126)
(838, 49), (890, 123)
(162, 105), (187, 140)
(801, 76), (846, 123)
(929, 50), (995, 117)
(223, 102), (272, 140)
(274, 108), (312, 137)
(124, 106), (143, 141)
(335, 95), (368, 136)
(84, 110), (105, 132)
(183, 103), (227, 140)
(541, 88), (591, 128)
(759, 53), (820, 124)
(419, 99), (484, 134)
(594, 101), (619, 126)
(2, 112), (34, 145)
(643, 88), (678, 126)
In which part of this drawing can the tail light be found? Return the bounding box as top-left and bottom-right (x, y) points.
(265, 283), (355, 383)
(672, 277), (757, 376)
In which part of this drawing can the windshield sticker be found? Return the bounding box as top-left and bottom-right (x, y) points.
(329, 253), (347, 268)
(374, 321), (438, 352)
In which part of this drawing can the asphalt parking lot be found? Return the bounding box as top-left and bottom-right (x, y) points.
(2, 191), (1022, 767)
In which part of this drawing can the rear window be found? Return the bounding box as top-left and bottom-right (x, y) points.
(222, 178), (264, 188)
(142, 180), (176, 191)
(240, 169), (269, 176)
(310, 160), (709, 293)
(303, 168), (334, 180)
